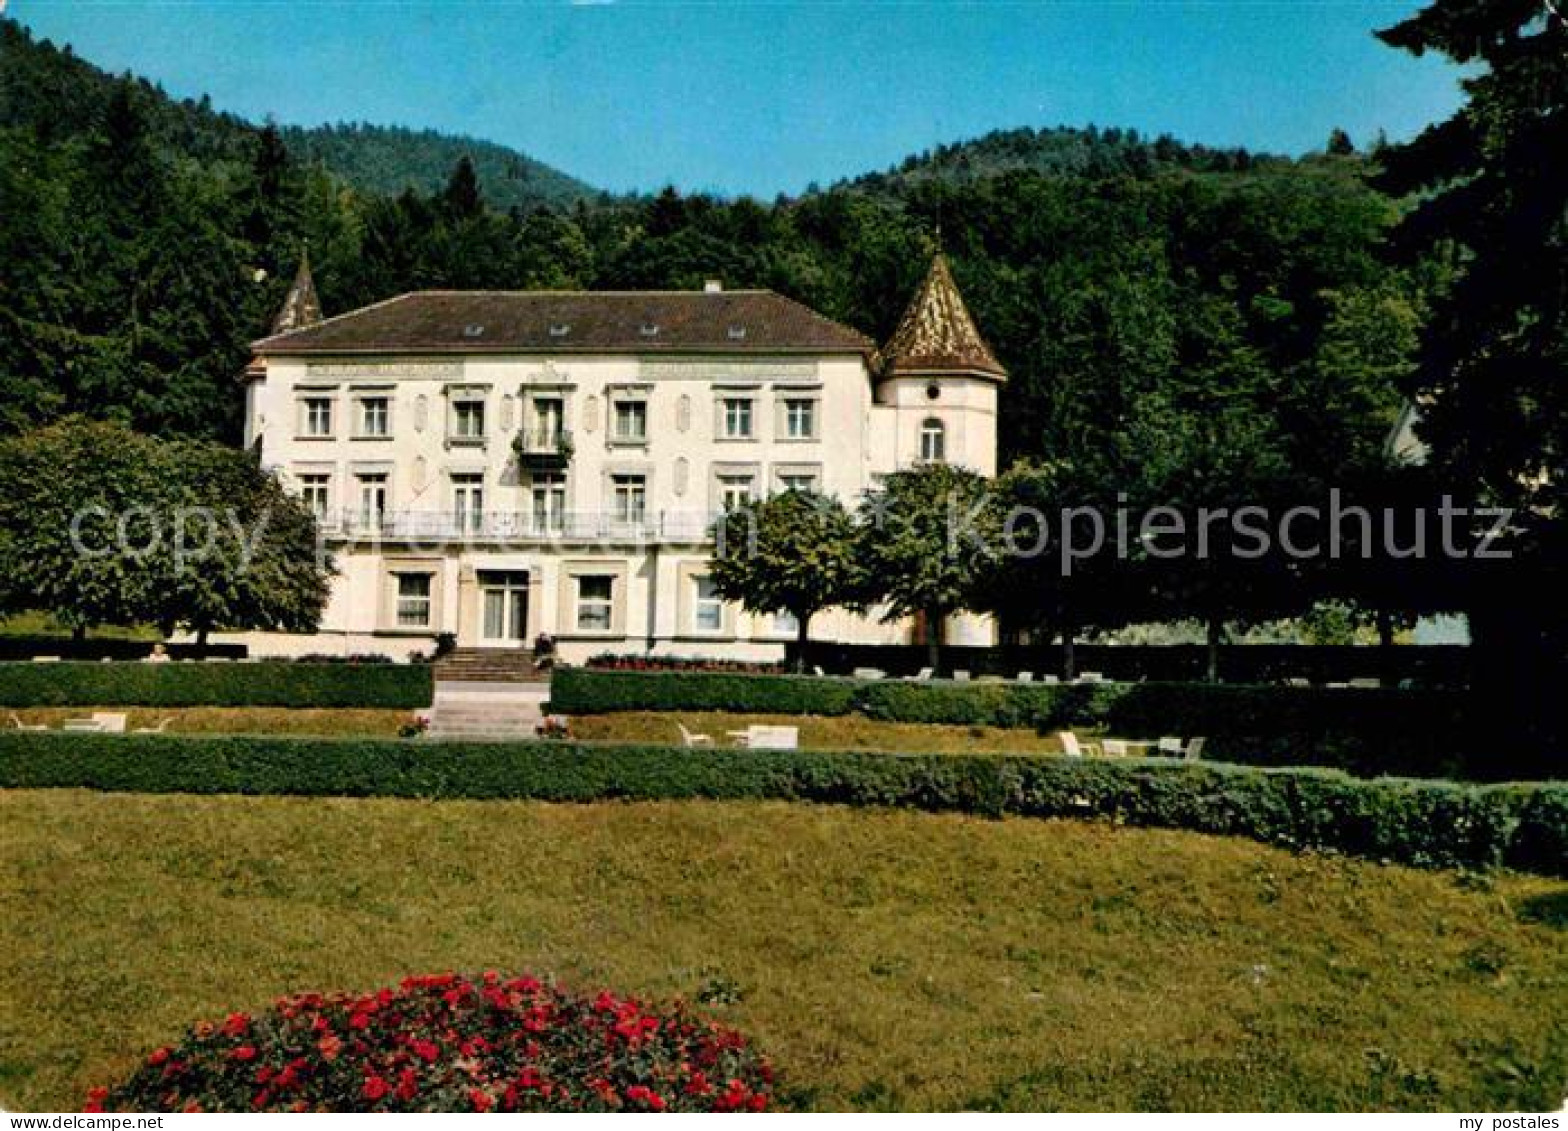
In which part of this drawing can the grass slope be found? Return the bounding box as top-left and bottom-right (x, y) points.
(1, 792), (1563, 1111)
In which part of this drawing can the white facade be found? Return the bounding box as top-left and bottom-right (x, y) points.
(235, 276), (1001, 662)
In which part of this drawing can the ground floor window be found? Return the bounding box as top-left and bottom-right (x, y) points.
(693, 576), (724, 632)
(394, 573), (432, 628)
(575, 574), (615, 631)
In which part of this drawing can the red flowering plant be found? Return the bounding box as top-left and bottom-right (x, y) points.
(86, 972), (774, 1113)
(586, 654), (786, 675)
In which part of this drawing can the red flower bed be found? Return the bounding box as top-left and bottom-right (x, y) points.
(586, 654), (787, 675)
(86, 973), (774, 1113)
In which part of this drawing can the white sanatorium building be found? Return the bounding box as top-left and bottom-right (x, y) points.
(237, 254), (1005, 664)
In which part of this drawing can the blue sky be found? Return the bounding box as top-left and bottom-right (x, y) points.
(12, 1), (1466, 197)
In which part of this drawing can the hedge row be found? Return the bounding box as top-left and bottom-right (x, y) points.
(0, 661), (433, 708)
(547, 669), (1512, 781)
(1, 732), (1563, 877)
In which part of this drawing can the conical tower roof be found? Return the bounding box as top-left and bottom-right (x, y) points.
(880, 253), (1006, 382)
(270, 250), (324, 336)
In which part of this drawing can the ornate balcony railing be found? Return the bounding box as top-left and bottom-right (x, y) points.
(512, 427), (573, 468)
(318, 508), (721, 544)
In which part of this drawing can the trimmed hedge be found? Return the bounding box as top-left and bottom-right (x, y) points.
(547, 668), (1514, 781)
(0, 731), (1562, 877)
(0, 661), (432, 708)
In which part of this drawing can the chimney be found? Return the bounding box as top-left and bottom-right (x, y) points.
(704, 279), (723, 293)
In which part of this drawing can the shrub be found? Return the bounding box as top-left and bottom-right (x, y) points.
(0, 661), (432, 708)
(586, 654), (786, 674)
(2, 732), (1562, 877)
(552, 668), (858, 716)
(547, 669), (1504, 780)
(86, 972), (773, 1113)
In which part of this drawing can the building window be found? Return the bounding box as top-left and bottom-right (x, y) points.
(452, 473), (484, 534)
(575, 575), (614, 631)
(611, 474), (646, 525)
(612, 399), (648, 443)
(693, 576), (724, 633)
(718, 473), (754, 511)
(532, 396), (564, 448)
(783, 398), (817, 440)
(721, 397), (754, 439)
(394, 573), (432, 628)
(531, 473), (566, 534)
(450, 395), (486, 442)
(777, 471), (819, 493)
(300, 396), (334, 438)
(297, 473), (331, 520)
(773, 610), (800, 637)
(920, 418), (946, 463)
(357, 395), (390, 438)
(356, 472), (388, 529)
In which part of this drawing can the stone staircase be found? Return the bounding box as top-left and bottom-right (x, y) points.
(432, 647), (548, 684)
(426, 683), (551, 740)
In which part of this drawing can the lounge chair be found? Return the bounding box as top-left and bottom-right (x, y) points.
(8, 711), (46, 732)
(1057, 731), (1102, 758)
(676, 722), (714, 748)
(746, 725), (799, 750)
(1348, 678), (1380, 689)
(1016, 671), (1034, 683)
(1183, 737), (1206, 761)
(812, 665), (827, 677)
(132, 717), (174, 734)
(953, 670), (971, 682)
(904, 667), (934, 682)
(92, 712), (128, 734)
(1157, 736), (1184, 756)
(1042, 674), (1061, 685)
(1076, 671), (1105, 684)
(1286, 677), (1311, 688)
(1102, 739), (1129, 756)
(851, 667), (885, 680)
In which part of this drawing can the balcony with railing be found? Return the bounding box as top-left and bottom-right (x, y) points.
(318, 507), (720, 545)
(512, 426), (573, 470)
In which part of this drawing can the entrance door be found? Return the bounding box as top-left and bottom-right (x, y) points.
(478, 570), (529, 645)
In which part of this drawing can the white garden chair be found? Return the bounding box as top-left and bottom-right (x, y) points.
(904, 667), (934, 682)
(8, 712), (47, 732)
(676, 722), (714, 748)
(1016, 671), (1034, 683)
(132, 717), (174, 734)
(1057, 731), (1102, 758)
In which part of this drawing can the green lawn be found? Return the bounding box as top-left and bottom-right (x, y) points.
(569, 710), (1068, 753)
(2, 791), (1564, 1111)
(7, 706), (412, 736)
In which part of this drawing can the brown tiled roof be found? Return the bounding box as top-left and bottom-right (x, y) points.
(252, 289), (874, 357)
(880, 254), (1006, 382)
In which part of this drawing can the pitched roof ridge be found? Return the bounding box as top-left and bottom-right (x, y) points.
(254, 290), (419, 350)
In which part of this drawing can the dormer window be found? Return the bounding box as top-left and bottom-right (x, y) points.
(727, 325), (747, 341)
(639, 323), (660, 338)
(549, 323), (571, 338)
(463, 324), (485, 338)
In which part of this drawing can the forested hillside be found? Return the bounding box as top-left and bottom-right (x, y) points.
(0, 24), (597, 209)
(277, 123), (597, 212)
(0, 14), (1422, 495)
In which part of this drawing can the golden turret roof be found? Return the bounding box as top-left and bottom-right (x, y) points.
(880, 253), (1006, 382)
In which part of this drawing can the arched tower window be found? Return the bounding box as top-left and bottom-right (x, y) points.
(919, 418), (946, 463)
